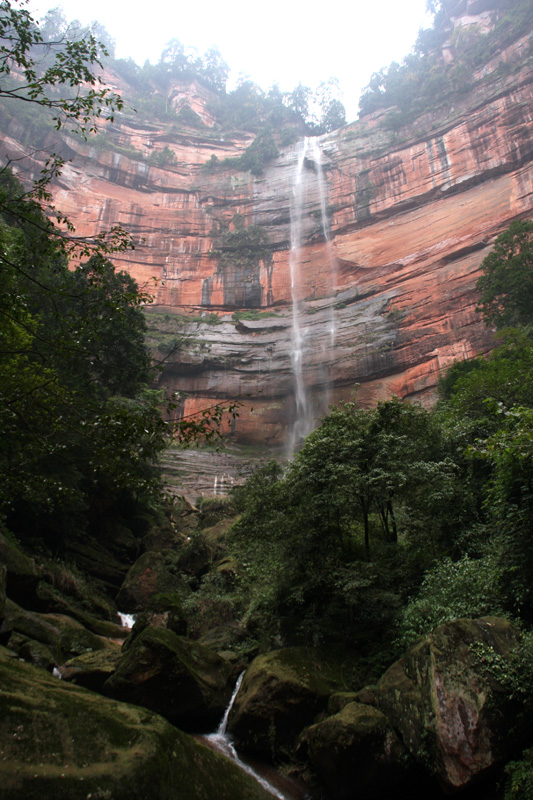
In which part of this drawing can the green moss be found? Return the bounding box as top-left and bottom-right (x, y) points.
(0, 647), (273, 799)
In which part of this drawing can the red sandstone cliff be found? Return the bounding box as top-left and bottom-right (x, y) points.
(1, 12), (532, 448)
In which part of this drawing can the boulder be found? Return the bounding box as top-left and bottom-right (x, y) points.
(0, 563), (6, 628)
(59, 645), (123, 691)
(374, 616), (521, 793)
(116, 550), (186, 612)
(34, 580), (126, 639)
(0, 533), (39, 606)
(1, 600), (108, 664)
(305, 701), (413, 799)
(120, 592), (188, 653)
(104, 626), (235, 731)
(0, 646), (275, 800)
(228, 647), (344, 760)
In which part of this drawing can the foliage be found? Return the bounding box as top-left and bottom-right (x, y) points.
(0, 0), (122, 134)
(476, 220), (533, 329)
(359, 0), (533, 122)
(398, 554), (505, 647)
(473, 405), (533, 617)
(437, 328), (533, 428)
(222, 129), (279, 176)
(149, 145), (178, 168)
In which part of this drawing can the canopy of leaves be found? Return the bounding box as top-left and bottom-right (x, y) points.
(476, 220), (533, 329)
(0, 0), (122, 134)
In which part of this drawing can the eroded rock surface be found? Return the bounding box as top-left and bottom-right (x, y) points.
(0, 646), (275, 800)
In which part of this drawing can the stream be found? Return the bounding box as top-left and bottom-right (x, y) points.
(200, 672), (308, 800)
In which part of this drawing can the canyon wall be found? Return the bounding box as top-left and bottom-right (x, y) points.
(2, 23), (532, 448)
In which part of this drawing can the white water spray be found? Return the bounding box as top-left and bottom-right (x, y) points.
(205, 672), (288, 799)
(287, 137), (337, 455)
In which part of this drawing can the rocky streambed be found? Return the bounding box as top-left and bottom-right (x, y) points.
(0, 505), (530, 799)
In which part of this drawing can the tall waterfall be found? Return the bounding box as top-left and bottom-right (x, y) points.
(287, 137), (337, 455)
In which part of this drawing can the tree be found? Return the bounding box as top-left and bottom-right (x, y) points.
(476, 220), (533, 329)
(0, 0), (122, 134)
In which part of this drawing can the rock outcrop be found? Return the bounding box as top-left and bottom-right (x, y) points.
(2, 11), (532, 450)
(300, 617), (523, 798)
(104, 626), (235, 732)
(0, 646), (275, 800)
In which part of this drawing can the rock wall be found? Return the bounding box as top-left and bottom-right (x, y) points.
(3, 27), (533, 448)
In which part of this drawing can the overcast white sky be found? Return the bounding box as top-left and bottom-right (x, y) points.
(28, 0), (432, 122)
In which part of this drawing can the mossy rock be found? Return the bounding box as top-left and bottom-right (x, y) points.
(116, 551), (187, 612)
(1, 600), (107, 664)
(0, 563), (6, 627)
(0, 533), (39, 606)
(305, 702), (413, 799)
(0, 646), (275, 800)
(59, 646), (123, 691)
(199, 623), (246, 653)
(8, 633), (56, 671)
(35, 581), (125, 639)
(104, 626), (235, 732)
(327, 692), (360, 715)
(227, 647), (347, 761)
(64, 537), (129, 592)
(122, 595), (188, 652)
(373, 617), (521, 793)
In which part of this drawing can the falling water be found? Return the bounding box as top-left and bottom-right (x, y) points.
(205, 672), (289, 799)
(287, 137), (337, 455)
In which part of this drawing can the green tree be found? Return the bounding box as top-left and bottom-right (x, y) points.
(0, 0), (122, 133)
(476, 220), (533, 329)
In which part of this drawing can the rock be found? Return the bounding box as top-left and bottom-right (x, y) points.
(305, 702), (413, 799)
(198, 623), (246, 652)
(373, 616), (521, 793)
(116, 550), (186, 612)
(327, 691), (360, 715)
(10, 27), (533, 451)
(0, 533), (39, 606)
(34, 581), (126, 639)
(121, 593), (188, 649)
(0, 563), (6, 628)
(59, 646), (123, 691)
(104, 626), (235, 731)
(228, 647), (344, 760)
(64, 536), (129, 592)
(1, 600), (107, 664)
(8, 633), (56, 671)
(0, 645), (275, 800)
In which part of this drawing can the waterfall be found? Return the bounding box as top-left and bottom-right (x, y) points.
(205, 672), (289, 799)
(287, 137), (337, 455)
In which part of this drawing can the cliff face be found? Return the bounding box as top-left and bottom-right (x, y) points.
(3, 25), (533, 448)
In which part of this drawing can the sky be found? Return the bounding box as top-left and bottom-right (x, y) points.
(28, 0), (432, 122)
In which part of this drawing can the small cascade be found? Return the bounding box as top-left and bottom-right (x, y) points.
(213, 472), (235, 497)
(117, 612), (136, 629)
(287, 137), (337, 455)
(204, 673), (290, 799)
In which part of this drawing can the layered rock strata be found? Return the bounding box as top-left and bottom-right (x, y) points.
(2, 26), (533, 447)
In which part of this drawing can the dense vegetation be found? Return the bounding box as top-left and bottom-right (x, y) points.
(0, 0), (232, 555)
(181, 221), (533, 680)
(359, 0), (533, 125)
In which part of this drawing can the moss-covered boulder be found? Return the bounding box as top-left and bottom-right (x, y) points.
(0, 646), (275, 800)
(35, 580), (126, 639)
(1, 600), (107, 664)
(0, 532), (39, 606)
(59, 645), (123, 691)
(104, 626), (235, 731)
(0, 563), (6, 627)
(64, 536), (130, 592)
(374, 617), (521, 793)
(228, 647), (345, 760)
(116, 550), (186, 612)
(304, 701), (413, 799)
